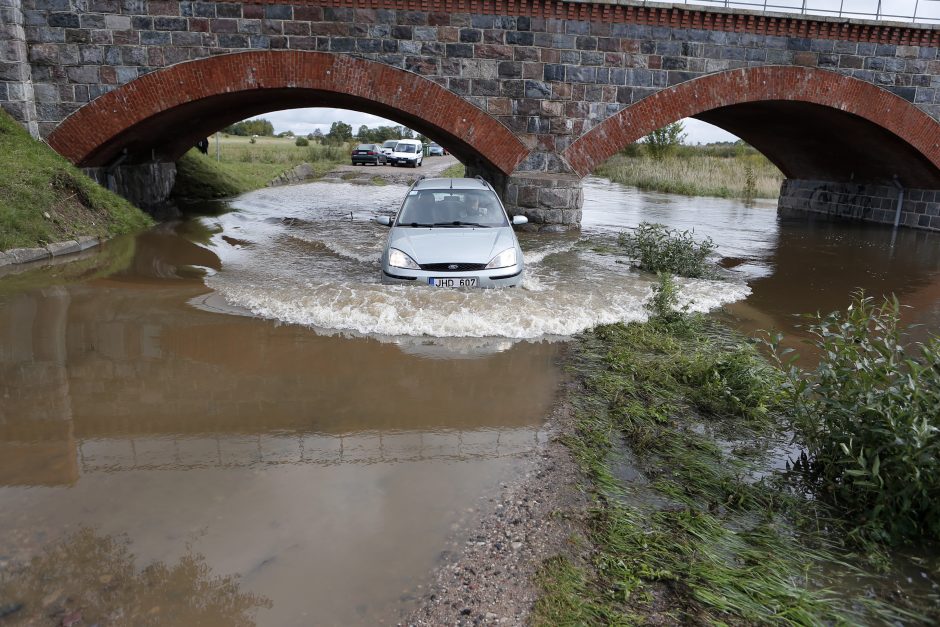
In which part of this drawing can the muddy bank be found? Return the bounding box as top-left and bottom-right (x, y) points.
(404, 383), (586, 626)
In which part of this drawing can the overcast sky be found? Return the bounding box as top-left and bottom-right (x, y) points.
(254, 108), (741, 145)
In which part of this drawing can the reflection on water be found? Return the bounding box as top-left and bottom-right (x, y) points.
(583, 177), (940, 346)
(0, 278), (559, 625)
(2, 174), (940, 624)
(0, 527), (271, 626)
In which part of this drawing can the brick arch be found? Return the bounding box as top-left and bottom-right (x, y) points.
(564, 66), (940, 188)
(48, 50), (529, 175)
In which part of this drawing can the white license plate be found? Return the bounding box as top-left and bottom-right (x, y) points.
(429, 277), (477, 288)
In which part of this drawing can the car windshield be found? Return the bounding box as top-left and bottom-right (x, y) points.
(382, 140), (397, 148)
(356, 144), (372, 150)
(396, 189), (508, 227)
(396, 144), (417, 153)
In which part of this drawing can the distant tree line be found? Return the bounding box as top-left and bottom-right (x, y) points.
(222, 117), (427, 146)
(355, 124), (415, 144)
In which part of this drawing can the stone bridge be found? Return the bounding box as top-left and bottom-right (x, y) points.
(2, 0), (940, 230)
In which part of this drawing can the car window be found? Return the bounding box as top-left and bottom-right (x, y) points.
(356, 144), (372, 150)
(383, 140), (398, 148)
(396, 144), (416, 153)
(396, 189), (508, 227)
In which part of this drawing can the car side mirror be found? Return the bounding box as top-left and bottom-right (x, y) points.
(512, 215), (529, 225)
(373, 215), (392, 226)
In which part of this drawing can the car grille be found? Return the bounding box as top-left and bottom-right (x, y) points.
(419, 262), (487, 272)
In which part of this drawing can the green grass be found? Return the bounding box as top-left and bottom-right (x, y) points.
(0, 110), (153, 251)
(595, 149), (783, 200)
(440, 162), (466, 178)
(533, 316), (933, 625)
(172, 137), (348, 199)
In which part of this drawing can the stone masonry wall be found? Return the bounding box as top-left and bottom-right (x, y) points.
(0, 0), (38, 135)
(10, 0), (940, 177)
(778, 179), (940, 231)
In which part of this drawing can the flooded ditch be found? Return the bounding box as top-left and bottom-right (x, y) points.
(2, 175), (939, 624)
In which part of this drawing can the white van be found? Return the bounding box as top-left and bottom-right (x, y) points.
(389, 139), (423, 168)
(380, 139), (399, 158)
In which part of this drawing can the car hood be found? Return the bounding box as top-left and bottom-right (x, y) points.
(388, 227), (516, 264)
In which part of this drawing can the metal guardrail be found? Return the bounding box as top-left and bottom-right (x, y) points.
(640, 1), (940, 24)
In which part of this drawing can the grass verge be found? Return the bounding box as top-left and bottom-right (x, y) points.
(533, 316), (934, 625)
(0, 111), (152, 251)
(595, 152), (783, 200)
(172, 139), (348, 199)
(440, 162), (466, 178)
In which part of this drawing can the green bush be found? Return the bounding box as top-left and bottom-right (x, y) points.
(618, 222), (717, 278)
(295, 136), (309, 147)
(768, 292), (940, 544)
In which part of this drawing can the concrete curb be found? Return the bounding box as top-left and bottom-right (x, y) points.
(0, 235), (102, 268)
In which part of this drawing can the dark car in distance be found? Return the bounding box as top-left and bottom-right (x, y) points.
(351, 144), (386, 166)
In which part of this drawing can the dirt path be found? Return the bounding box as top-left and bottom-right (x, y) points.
(402, 385), (586, 626)
(325, 154), (460, 185)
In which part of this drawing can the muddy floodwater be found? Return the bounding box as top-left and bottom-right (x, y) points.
(2, 175), (940, 625)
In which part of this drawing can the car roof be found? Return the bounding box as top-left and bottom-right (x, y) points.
(413, 177), (493, 191)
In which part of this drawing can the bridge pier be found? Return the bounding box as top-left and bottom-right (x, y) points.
(0, 0), (38, 136)
(778, 179), (940, 231)
(468, 159), (584, 232)
(82, 162), (177, 212)
(503, 171), (583, 232)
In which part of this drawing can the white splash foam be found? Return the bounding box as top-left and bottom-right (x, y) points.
(207, 272), (749, 340)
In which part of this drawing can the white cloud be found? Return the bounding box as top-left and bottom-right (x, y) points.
(681, 118), (741, 144)
(249, 108), (402, 136)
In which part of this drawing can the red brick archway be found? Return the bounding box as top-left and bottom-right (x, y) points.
(564, 66), (940, 188)
(48, 50), (529, 174)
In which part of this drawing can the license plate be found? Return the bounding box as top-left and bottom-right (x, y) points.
(429, 277), (477, 288)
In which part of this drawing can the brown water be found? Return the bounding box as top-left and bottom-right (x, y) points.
(0, 252), (560, 625)
(2, 176), (940, 625)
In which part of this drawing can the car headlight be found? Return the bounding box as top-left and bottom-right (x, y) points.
(485, 248), (517, 269)
(388, 248), (420, 269)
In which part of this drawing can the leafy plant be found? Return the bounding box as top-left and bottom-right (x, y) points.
(618, 222), (717, 278)
(294, 136), (309, 147)
(767, 291), (940, 544)
(643, 121), (686, 160)
(742, 163), (756, 203)
(645, 272), (688, 327)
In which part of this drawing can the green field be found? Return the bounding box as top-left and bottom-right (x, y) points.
(595, 144), (784, 200)
(172, 135), (349, 199)
(0, 111), (152, 251)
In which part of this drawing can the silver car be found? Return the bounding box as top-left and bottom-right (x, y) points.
(375, 177), (528, 288)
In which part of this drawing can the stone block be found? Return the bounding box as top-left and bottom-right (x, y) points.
(46, 240), (81, 256)
(10, 247), (51, 264)
(77, 236), (101, 250)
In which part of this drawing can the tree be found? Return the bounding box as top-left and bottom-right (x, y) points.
(357, 125), (370, 140)
(325, 121), (353, 145)
(223, 118), (274, 137)
(644, 121), (686, 160)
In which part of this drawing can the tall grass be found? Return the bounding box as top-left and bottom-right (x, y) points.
(534, 318), (927, 625)
(595, 151), (783, 200)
